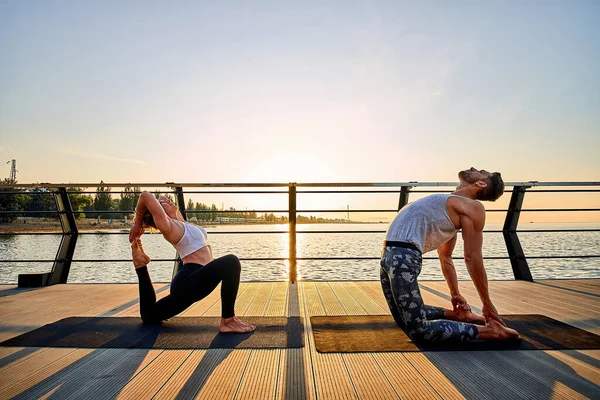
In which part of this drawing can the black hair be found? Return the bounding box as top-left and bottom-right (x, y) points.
(141, 209), (156, 228)
(477, 172), (504, 201)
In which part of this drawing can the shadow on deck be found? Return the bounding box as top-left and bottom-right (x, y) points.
(0, 279), (599, 399)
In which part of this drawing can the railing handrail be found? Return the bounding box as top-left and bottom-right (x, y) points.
(1, 181), (599, 285)
(1, 181), (599, 189)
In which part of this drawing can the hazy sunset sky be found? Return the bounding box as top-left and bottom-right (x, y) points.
(1, 1), (598, 186)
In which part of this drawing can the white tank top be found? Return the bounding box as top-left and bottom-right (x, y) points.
(386, 194), (459, 254)
(174, 222), (209, 258)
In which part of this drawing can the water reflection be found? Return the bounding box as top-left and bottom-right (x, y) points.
(0, 223), (598, 283)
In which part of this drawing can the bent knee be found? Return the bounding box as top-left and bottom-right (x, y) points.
(222, 254), (241, 272)
(222, 253), (239, 263)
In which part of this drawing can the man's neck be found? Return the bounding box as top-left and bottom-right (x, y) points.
(452, 183), (478, 200)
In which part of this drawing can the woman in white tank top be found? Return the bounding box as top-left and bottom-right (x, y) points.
(129, 191), (255, 333)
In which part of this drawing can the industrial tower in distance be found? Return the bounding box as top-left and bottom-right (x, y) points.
(6, 159), (17, 180)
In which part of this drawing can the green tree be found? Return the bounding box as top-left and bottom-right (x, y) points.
(119, 187), (139, 215)
(226, 206), (236, 219)
(264, 213), (275, 222)
(297, 215), (309, 223)
(27, 188), (55, 218)
(186, 198), (194, 220)
(0, 178), (29, 223)
(195, 202), (208, 221)
(195, 202), (202, 221)
(211, 203), (218, 222)
(67, 187), (93, 219)
(94, 181), (113, 220)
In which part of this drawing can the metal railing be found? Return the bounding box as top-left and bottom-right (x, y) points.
(0, 181), (599, 285)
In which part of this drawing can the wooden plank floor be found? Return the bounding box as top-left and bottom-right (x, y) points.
(0, 280), (599, 399)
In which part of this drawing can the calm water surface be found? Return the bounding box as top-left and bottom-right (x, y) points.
(0, 223), (598, 283)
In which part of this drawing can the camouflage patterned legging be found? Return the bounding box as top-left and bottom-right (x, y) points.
(380, 245), (478, 342)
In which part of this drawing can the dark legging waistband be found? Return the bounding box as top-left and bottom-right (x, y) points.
(176, 263), (204, 275)
(180, 262), (203, 269)
(383, 240), (421, 253)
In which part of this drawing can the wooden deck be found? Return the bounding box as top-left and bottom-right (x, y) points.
(0, 279), (599, 399)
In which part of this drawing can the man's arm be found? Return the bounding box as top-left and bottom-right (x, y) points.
(438, 236), (471, 311)
(437, 233), (485, 323)
(438, 235), (460, 297)
(460, 202), (503, 323)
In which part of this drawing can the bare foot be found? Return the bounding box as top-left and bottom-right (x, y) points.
(456, 308), (486, 325)
(447, 306), (486, 325)
(219, 317), (256, 333)
(493, 318), (520, 340)
(131, 239), (150, 269)
(478, 318), (520, 340)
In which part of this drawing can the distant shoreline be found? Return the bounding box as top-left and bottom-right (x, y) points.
(0, 218), (377, 233)
(1, 219), (597, 234)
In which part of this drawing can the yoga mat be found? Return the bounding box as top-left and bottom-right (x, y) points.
(0, 316), (304, 349)
(311, 315), (600, 353)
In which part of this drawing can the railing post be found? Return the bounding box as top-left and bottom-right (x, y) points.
(503, 185), (533, 281)
(398, 186), (411, 211)
(289, 183), (297, 283)
(172, 186), (187, 279)
(48, 188), (78, 285)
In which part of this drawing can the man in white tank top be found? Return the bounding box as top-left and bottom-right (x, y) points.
(380, 167), (520, 342)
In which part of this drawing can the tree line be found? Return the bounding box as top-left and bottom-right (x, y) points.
(0, 179), (141, 222)
(0, 179), (260, 223)
(1, 179), (354, 224)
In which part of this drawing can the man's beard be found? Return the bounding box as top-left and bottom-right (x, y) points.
(459, 170), (479, 184)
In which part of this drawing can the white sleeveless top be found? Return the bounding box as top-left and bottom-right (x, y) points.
(386, 194), (459, 254)
(174, 222), (209, 258)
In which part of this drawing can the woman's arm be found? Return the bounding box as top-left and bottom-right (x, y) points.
(129, 192), (173, 242)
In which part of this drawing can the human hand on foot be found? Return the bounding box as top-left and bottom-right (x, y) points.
(129, 221), (144, 243)
(131, 239), (150, 268)
(451, 295), (469, 311)
(452, 296), (485, 324)
(482, 303), (507, 327)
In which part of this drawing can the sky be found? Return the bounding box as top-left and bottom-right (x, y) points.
(0, 1), (599, 221)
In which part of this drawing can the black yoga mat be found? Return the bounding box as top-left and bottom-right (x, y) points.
(311, 314), (600, 353)
(0, 316), (304, 349)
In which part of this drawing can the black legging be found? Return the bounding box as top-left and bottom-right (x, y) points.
(135, 254), (242, 323)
